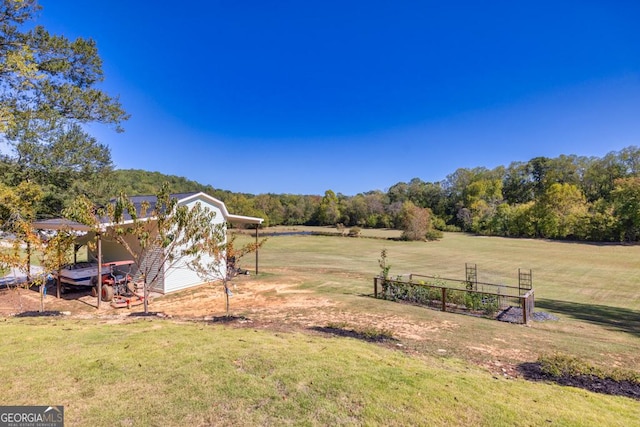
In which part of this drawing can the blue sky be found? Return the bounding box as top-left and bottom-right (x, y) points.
(38, 1), (640, 195)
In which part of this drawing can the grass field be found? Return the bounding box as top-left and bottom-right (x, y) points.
(1, 230), (639, 425)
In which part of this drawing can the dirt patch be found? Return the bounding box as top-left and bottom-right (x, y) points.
(151, 275), (336, 317)
(1, 276), (464, 345)
(0, 287), (40, 315)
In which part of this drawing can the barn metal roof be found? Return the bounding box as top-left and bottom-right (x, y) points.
(32, 192), (263, 231)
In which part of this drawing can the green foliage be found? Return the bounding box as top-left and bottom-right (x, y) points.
(108, 169), (235, 203)
(538, 353), (640, 384)
(611, 177), (640, 241)
(533, 183), (589, 239)
(399, 201), (439, 241)
(464, 292), (482, 311)
(316, 189), (341, 226)
(348, 226), (361, 237)
(446, 289), (466, 306)
(0, 1), (127, 217)
(379, 276), (500, 317)
(378, 248), (390, 279)
(424, 228), (443, 241)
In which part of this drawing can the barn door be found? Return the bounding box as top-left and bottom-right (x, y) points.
(140, 245), (165, 292)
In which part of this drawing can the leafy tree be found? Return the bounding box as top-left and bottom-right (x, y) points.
(462, 178), (503, 233)
(0, 180), (74, 312)
(387, 181), (409, 204)
(34, 229), (76, 310)
(316, 190), (341, 226)
(503, 161), (534, 204)
(341, 194), (368, 227)
(581, 152), (627, 202)
(508, 202), (536, 237)
(0, 180), (42, 277)
(189, 234), (266, 316)
(363, 191), (391, 227)
(444, 167), (501, 229)
(586, 199), (617, 242)
(611, 177), (640, 242)
(15, 124), (113, 216)
(533, 183), (589, 239)
(1, 0), (127, 216)
(253, 194), (285, 226)
(399, 201), (440, 241)
(527, 157), (552, 196)
(619, 146), (640, 176)
(1, 0), (127, 135)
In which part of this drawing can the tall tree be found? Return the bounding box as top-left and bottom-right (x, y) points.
(611, 177), (640, 242)
(189, 234), (266, 316)
(1, 0), (127, 216)
(398, 201), (440, 241)
(533, 183), (589, 239)
(316, 190), (341, 226)
(503, 161), (534, 204)
(0, 180), (42, 279)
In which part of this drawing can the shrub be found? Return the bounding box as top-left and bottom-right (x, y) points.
(425, 229), (443, 240)
(464, 292), (482, 311)
(447, 289), (466, 306)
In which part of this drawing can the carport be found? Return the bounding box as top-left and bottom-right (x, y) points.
(31, 193), (264, 308)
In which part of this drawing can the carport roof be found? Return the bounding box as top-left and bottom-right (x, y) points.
(31, 218), (94, 232)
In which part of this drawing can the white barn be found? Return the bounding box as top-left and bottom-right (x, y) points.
(33, 192), (263, 295)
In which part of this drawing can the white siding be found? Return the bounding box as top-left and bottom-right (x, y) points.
(162, 195), (227, 294)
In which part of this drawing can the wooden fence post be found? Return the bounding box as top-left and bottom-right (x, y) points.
(441, 288), (446, 312)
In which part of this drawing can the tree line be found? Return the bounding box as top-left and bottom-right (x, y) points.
(211, 146), (640, 242)
(101, 147), (640, 243)
(213, 148), (640, 242)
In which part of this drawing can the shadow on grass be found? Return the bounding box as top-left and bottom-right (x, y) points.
(310, 325), (398, 343)
(536, 298), (640, 337)
(204, 315), (252, 323)
(518, 362), (640, 400)
(128, 312), (167, 318)
(14, 310), (66, 317)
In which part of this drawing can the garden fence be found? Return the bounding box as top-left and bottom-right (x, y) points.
(373, 273), (535, 324)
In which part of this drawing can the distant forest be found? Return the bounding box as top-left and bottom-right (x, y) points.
(4, 146), (640, 242)
(108, 147), (640, 242)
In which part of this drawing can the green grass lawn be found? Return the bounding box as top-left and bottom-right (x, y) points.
(1, 318), (638, 427)
(241, 230), (640, 371)
(2, 230), (640, 425)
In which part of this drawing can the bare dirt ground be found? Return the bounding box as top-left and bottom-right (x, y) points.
(0, 272), (461, 342)
(0, 274), (512, 376)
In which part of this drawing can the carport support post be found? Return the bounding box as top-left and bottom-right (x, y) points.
(26, 241), (31, 283)
(97, 232), (102, 309)
(254, 227), (259, 275)
(56, 244), (61, 299)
